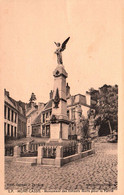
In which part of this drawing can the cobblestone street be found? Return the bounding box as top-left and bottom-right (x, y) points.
(5, 142), (117, 192)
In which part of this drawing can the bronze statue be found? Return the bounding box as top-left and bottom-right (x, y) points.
(54, 37), (70, 65)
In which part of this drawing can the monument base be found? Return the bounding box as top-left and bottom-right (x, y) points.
(46, 138), (63, 144)
(50, 122), (69, 140)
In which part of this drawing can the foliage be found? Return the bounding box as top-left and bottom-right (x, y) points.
(76, 117), (89, 140)
(90, 84), (118, 134)
(82, 119), (89, 138)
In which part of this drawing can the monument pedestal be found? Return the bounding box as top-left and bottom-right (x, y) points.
(48, 64), (70, 142)
(50, 121), (69, 140)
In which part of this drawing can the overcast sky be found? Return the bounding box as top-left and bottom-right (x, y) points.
(0, 0), (122, 104)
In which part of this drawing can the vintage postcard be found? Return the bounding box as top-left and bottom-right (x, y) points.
(0, 0), (123, 195)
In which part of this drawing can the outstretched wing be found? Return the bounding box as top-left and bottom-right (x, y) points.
(54, 42), (57, 46)
(60, 37), (70, 52)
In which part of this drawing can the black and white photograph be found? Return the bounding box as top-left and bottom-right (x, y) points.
(0, 0), (123, 194)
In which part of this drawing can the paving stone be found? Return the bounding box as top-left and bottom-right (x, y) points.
(5, 142), (117, 191)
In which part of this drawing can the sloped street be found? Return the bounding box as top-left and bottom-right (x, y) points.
(5, 141), (117, 192)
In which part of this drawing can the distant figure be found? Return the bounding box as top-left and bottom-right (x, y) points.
(54, 37), (70, 65)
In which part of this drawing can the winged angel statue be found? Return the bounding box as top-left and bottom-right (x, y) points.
(54, 37), (70, 65)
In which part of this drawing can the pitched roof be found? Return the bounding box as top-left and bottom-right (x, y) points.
(26, 109), (37, 117)
(32, 113), (42, 125)
(43, 99), (52, 111)
(4, 92), (26, 116)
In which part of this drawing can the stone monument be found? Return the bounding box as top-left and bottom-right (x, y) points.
(49, 37), (70, 141)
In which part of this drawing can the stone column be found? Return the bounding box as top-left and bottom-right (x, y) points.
(37, 146), (43, 165)
(50, 64), (69, 141)
(14, 146), (20, 158)
(91, 141), (95, 149)
(26, 142), (30, 151)
(13, 112), (15, 123)
(55, 146), (63, 167)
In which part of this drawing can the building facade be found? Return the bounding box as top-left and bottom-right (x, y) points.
(26, 102), (45, 137)
(4, 89), (27, 140)
(28, 84), (92, 139)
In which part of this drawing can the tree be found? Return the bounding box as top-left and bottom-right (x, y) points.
(76, 115), (85, 139)
(95, 85), (118, 135)
(82, 119), (89, 138)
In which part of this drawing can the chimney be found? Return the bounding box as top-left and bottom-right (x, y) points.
(49, 90), (53, 99)
(4, 89), (9, 97)
(86, 91), (91, 106)
(66, 83), (70, 98)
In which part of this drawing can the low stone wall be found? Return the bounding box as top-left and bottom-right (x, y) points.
(15, 157), (37, 165)
(42, 158), (55, 166)
(61, 149), (95, 166)
(37, 141), (95, 167)
(10, 141), (95, 167)
(37, 148), (95, 167)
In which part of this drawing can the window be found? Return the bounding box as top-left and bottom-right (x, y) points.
(11, 110), (13, 122)
(21, 122), (23, 130)
(79, 112), (82, 117)
(43, 114), (45, 123)
(11, 126), (13, 137)
(67, 110), (69, 119)
(8, 108), (10, 120)
(46, 125), (50, 136)
(4, 105), (6, 119)
(46, 112), (48, 118)
(28, 126), (30, 135)
(72, 108), (75, 120)
(14, 127), (16, 137)
(4, 123), (6, 136)
(15, 113), (17, 123)
(7, 124), (10, 136)
(42, 126), (45, 136)
(32, 127), (37, 135)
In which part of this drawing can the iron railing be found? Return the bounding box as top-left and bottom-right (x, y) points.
(5, 147), (14, 156)
(20, 143), (45, 157)
(63, 144), (78, 157)
(43, 146), (57, 159)
(82, 141), (92, 152)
